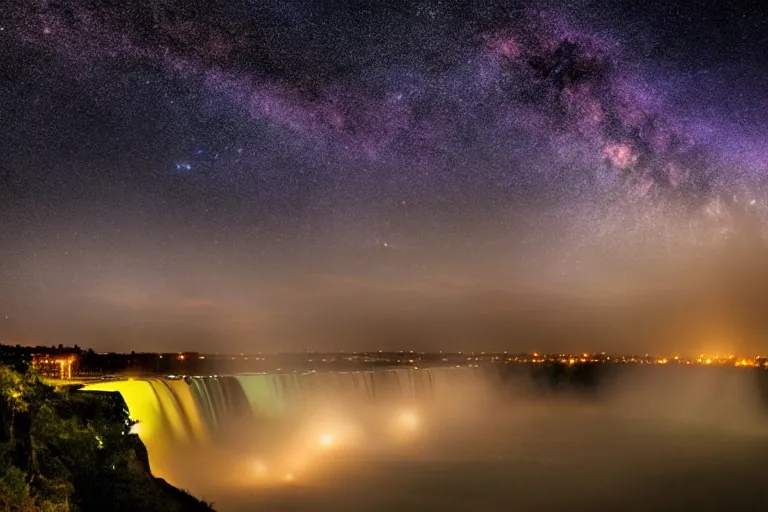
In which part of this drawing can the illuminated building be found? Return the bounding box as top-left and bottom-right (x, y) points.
(32, 354), (78, 380)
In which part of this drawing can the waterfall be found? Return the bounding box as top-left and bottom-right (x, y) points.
(81, 366), (482, 480)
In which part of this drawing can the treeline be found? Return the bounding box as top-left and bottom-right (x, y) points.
(0, 365), (214, 511)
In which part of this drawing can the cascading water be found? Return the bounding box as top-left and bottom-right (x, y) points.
(83, 366), (486, 483)
(80, 365), (768, 512)
(81, 366), (484, 484)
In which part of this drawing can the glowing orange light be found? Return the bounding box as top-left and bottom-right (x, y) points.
(396, 410), (420, 431)
(252, 459), (268, 476)
(318, 433), (335, 448)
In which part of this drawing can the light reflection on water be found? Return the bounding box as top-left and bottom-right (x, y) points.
(82, 369), (768, 511)
(197, 405), (768, 512)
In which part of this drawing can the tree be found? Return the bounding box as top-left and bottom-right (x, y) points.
(0, 364), (214, 511)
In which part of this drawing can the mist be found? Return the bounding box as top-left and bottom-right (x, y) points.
(83, 363), (768, 512)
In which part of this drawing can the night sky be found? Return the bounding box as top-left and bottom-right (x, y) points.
(1, 0), (767, 354)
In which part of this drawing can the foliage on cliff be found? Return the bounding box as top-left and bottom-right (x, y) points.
(0, 365), (214, 511)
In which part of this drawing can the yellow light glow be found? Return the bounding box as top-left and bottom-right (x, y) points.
(252, 459), (268, 476)
(82, 378), (209, 482)
(399, 411), (419, 429)
(283, 473), (295, 483)
(318, 433), (335, 448)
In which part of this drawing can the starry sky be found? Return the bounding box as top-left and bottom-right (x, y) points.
(1, 0), (767, 354)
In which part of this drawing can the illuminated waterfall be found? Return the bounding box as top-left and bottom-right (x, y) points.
(81, 366), (481, 481)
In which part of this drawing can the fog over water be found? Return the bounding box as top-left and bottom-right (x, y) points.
(84, 365), (768, 511)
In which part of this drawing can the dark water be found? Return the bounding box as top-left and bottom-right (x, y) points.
(206, 403), (768, 512)
(96, 364), (768, 511)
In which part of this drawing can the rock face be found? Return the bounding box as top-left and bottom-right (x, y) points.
(0, 365), (215, 511)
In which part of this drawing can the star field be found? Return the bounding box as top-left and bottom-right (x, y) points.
(1, 0), (767, 353)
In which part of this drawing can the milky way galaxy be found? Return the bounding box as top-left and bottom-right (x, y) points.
(1, 1), (767, 353)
